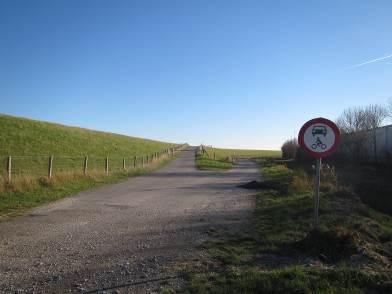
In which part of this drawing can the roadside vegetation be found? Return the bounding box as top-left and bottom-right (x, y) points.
(0, 114), (182, 219)
(281, 101), (392, 215)
(0, 157), (176, 219)
(0, 114), (175, 157)
(182, 160), (392, 293)
(195, 146), (281, 171)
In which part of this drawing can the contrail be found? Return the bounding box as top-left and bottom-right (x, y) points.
(349, 53), (392, 68)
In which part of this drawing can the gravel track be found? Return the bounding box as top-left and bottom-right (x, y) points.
(0, 147), (260, 293)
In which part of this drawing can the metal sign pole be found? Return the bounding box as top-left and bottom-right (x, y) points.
(314, 157), (321, 228)
(298, 117), (340, 229)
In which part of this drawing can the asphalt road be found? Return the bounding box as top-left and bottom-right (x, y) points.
(0, 147), (260, 293)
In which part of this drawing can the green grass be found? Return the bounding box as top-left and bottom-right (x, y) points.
(183, 162), (392, 293)
(189, 267), (389, 294)
(204, 147), (281, 160)
(196, 157), (234, 170)
(0, 114), (175, 157)
(0, 114), (177, 177)
(195, 147), (281, 171)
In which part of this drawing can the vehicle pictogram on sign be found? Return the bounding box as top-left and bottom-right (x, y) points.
(312, 125), (327, 137)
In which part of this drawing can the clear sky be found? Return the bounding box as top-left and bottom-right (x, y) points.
(1, 0), (391, 149)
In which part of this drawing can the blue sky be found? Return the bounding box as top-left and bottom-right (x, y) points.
(1, 0), (391, 149)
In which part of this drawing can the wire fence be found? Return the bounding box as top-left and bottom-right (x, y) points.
(1, 145), (186, 182)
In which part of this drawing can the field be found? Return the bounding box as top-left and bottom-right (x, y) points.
(196, 146), (281, 170)
(0, 114), (181, 218)
(0, 114), (177, 177)
(185, 160), (392, 293)
(203, 147), (281, 159)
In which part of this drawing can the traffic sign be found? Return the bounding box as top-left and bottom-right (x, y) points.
(298, 117), (340, 158)
(298, 117), (341, 228)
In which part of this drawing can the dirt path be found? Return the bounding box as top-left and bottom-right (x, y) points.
(0, 147), (260, 293)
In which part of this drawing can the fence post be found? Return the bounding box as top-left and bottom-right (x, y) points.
(84, 156), (88, 175)
(105, 157), (109, 174)
(123, 157), (126, 170)
(7, 156), (11, 182)
(48, 155), (54, 179)
(134, 156), (137, 168)
(142, 156), (144, 167)
(147, 155), (149, 165)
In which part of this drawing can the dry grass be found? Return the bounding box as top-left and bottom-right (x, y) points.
(290, 171), (312, 193)
(0, 156), (171, 194)
(0, 153), (178, 218)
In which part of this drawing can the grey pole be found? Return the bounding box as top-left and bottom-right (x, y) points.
(314, 157), (322, 228)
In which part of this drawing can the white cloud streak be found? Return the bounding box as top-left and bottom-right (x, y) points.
(349, 53), (392, 68)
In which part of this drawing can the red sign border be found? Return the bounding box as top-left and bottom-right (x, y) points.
(298, 117), (341, 158)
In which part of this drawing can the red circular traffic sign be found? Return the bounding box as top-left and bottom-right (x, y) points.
(298, 117), (341, 158)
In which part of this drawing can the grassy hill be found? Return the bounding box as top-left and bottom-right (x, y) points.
(0, 114), (175, 157)
(0, 114), (180, 218)
(0, 114), (178, 177)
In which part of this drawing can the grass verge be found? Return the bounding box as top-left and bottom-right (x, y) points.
(196, 157), (234, 170)
(195, 147), (281, 171)
(0, 155), (176, 220)
(181, 160), (392, 293)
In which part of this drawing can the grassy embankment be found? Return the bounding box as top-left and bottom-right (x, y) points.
(0, 114), (180, 218)
(196, 147), (281, 170)
(184, 160), (392, 293)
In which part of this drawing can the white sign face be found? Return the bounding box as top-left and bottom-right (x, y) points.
(298, 117), (341, 157)
(303, 124), (336, 153)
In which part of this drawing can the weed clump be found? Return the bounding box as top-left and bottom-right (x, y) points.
(290, 170), (312, 193)
(295, 226), (360, 262)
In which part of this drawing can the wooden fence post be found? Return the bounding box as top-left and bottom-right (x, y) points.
(142, 156), (144, 167)
(105, 157), (109, 174)
(123, 157), (126, 170)
(7, 156), (11, 182)
(134, 156), (137, 168)
(48, 155), (54, 179)
(84, 156), (88, 175)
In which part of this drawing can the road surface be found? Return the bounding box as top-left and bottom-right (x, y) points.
(0, 147), (260, 293)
